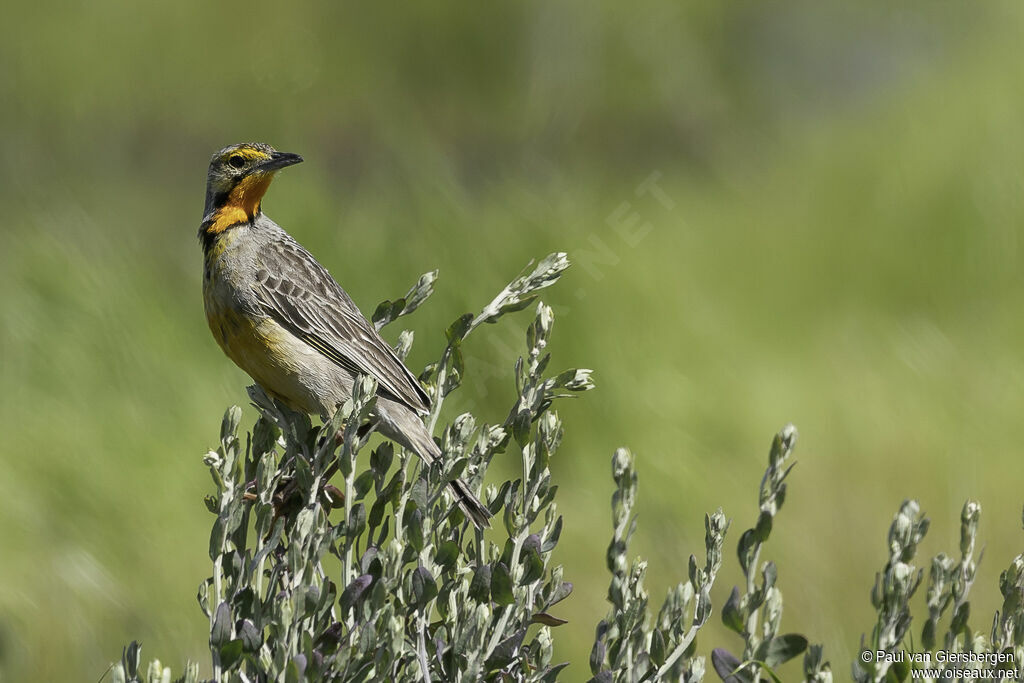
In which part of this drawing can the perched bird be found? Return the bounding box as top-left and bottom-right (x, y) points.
(199, 142), (491, 528)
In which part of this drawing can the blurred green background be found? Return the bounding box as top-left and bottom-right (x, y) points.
(3, 0), (1024, 679)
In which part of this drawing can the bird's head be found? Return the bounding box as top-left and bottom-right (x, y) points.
(202, 142), (303, 235)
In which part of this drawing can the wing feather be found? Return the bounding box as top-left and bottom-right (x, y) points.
(252, 235), (431, 414)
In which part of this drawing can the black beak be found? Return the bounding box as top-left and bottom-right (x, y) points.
(259, 151), (304, 172)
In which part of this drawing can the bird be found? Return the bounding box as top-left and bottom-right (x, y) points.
(199, 142), (491, 529)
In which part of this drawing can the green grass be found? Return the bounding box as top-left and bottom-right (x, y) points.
(3, 1), (1024, 679)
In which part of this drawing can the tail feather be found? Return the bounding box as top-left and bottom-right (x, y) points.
(378, 404), (492, 529)
(448, 476), (493, 529)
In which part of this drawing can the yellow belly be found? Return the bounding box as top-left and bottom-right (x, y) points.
(205, 298), (328, 415)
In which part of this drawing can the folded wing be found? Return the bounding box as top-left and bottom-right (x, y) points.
(252, 236), (431, 415)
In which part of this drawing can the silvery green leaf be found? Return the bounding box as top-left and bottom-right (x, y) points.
(353, 470), (375, 500)
(589, 620), (610, 673)
(469, 564), (492, 603)
(294, 507), (315, 540)
(368, 497), (387, 532)
(374, 271), (438, 331)
(442, 344), (465, 396)
(539, 662), (570, 682)
(371, 298), (402, 329)
(961, 499), (981, 557)
(359, 546), (379, 574)
(686, 553), (700, 587)
(230, 584), (254, 618)
(286, 654), (307, 683)
(737, 529), (757, 576)
(403, 270), (438, 311)
(121, 640), (141, 678)
(472, 253), (570, 329)
(220, 406), (242, 443)
(551, 368), (595, 392)
(536, 301), (553, 335)
(514, 254), (570, 298)
(203, 450), (223, 472)
(435, 541), (460, 570)
(547, 581), (573, 608)
(147, 660), (171, 683)
(511, 409), (532, 448)
(411, 566), (438, 609)
(922, 617), (937, 650)
(347, 502), (366, 539)
(520, 544), (545, 585)
(210, 602), (232, 647)
(542, 516), (563, 553)
(224, 496), (245, 537)
(445, 457), (469, 483)
(406, 507), (424, 552)
(951, 600), (970, 633)
(295, 450), (314, 489)
(762, 633), (808, 667)
(492, 562), (515, 605)
(694, 585), (712, 625)
(487, 480), (512, 515)
(531, 612), (569, 627)
(391, 329), (414, 362)
(722, 586), (744, 634)
(196, 578), (213, 618)
(369, 578), (387, 610)
(497, 295), (537, 317)
(650, 628), (667, 667)
(485, 628), (527, 672)
(370, 442), (394, 480)
(218, 640), (243, 670)
(251, 413), (278, 453)
(409, 477), (429, 510)
(754, 510), (773, 542)
(446, 314), (474, 343)
(474, 425), (507, 460)
(340, 574), (373, 614)
(208, 517), (226, 562)
(180, 661), (201, 683)
(247, 518), (283, 578)
(762, 561), (777, 590)
(710, 648), (743, 683)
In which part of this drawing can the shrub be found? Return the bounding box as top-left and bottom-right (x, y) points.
(108, 254), (1024, 683)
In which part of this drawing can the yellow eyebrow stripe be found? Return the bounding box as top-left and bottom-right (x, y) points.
(225, 146), (271, 162)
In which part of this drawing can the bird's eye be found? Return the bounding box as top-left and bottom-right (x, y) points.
(228, 155), (246, 169)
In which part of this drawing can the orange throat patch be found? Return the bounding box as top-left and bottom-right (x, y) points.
(206, 173), (275, 235)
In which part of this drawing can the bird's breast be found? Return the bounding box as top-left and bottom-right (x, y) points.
(204, 265), (337, 415)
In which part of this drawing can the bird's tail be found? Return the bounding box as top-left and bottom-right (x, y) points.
(446, 476), (493, 530)
(380, 406), (492, 530)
